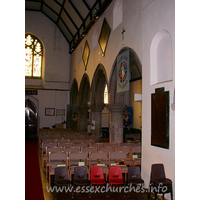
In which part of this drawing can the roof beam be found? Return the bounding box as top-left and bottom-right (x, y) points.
(82, 0), (90, 10)
(82, 0), (92, 20)
(68, 0), (84, 22)
(26, 0), (113, 49)
(98, 0), (102, 7)
(59, 17), (74, 38)
(54, 0), (62, 6)
(41, 11), (70, 43)
(54, 0), (78, 30)
(25, 0), (42, 1)
(69, 0), (113, 53)
(41, 0), (44, 10)
(42, 1), (59, 18)
(25, 0), (42, 2)
(56, 0), (66, 24)
(42, 1), (73, 37)
(62, 8), (79, 30)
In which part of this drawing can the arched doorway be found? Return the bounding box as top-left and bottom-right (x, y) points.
(78, 73), (90, 132)
(109, 47), (142, 143)
(91, 64), (108, 142)
(25, 99), (38, 139)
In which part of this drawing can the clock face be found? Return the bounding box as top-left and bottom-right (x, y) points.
(98, 18), (111, 56)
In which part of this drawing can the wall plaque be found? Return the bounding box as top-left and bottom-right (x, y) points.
(98, 18), (111, 56)
(45, 108), (55, 116)
(82, 40), (90, 71)
(151, 87), (169, 149)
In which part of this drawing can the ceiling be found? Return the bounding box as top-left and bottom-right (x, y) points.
(25, 0), (113, 53)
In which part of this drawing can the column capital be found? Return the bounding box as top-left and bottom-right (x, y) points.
(108, 104), (126, 113)
(91, 104), (105, 112)
(78, 104), (89, 111)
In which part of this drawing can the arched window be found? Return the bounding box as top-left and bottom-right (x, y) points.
(25, 34), (43, 78)
(104, 84), (108, 104)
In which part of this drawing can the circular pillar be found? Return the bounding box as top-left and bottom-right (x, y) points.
(78, 105), (89, 132)
(91, 105), (105, 142)
(109, 104), (126, 143)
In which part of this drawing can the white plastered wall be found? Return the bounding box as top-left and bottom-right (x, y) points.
(70, 0), (142, 88)
(69, 1), (175, 199)
(141, 0), (175, 199)
(25, 11), (70, 90)
(25, 11), (71, 128)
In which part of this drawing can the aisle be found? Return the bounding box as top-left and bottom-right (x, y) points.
(25, 139), (44, 200)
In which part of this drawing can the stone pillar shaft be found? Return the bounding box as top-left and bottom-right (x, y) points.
(92, 111), (102, 142)
(91, 105), (104, 142)
(109, 104), (126, 143)
(78, 105), (89, 132)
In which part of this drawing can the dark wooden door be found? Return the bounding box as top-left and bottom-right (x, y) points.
(25, 99), (38, 139)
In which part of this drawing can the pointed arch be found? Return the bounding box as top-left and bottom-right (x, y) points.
(109, 47), (142, 105)
(108, 47), (142, 143)
(70, 78), (78, 106)
(70, 78), (79, 131)
(77, 73), (90, 132)
(91, 64), (108, 109)
(25, 33), (45, 78)
(78, 73), (90, 106)
(25, 98), (38, 138)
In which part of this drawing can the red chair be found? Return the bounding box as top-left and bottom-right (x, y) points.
(90, 166), (107, 185)
(90, 166), (107, 197)
(108, 166), (125, 197)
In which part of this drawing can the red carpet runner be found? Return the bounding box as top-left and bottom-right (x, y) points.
(25, 139), (44, 200)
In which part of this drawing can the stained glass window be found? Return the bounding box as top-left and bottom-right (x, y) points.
(104, 84), (108, 104)
(25, 34), (42, 78)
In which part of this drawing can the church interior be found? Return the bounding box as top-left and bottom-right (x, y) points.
(23, 0), (177, 199)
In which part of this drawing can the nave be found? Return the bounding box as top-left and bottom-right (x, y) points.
(26, 128), (163, 200)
